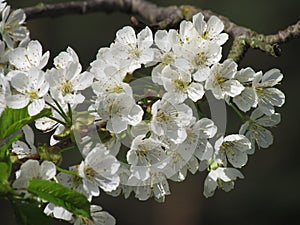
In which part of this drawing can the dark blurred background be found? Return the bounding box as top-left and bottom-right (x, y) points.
(1, 0), (300, 225)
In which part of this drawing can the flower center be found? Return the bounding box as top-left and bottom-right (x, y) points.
(162, 52), (174, 65)
(26, 90), (38, 101)
(84, 166), (96, 179)
(131, 48), (141, 59)
(61, 80), (73, 95)
(195, 52), (207, 66)
(174, 78), (187, 91)
(221, 142), (235, 155)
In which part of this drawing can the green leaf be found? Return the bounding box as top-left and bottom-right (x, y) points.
(0, 135), (21, 187)
(0, 107), (51, 139)
(12, 200), (52, 225)
(28, 179), (91, 219)
(0, 134), (21, 159)
(0, 162), (9, 181)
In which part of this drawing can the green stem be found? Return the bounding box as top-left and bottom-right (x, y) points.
(59, 145), (76, 153)
(227, 101), (246, 121)
(46, 116), (66, 125)
(56, 166), (80, 177)
(67, 103), (73, 124)
(45, 101), (68, 122)
(51, 97), (70, 124)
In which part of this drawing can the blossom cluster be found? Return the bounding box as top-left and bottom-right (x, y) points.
(0, 1), (285, 224)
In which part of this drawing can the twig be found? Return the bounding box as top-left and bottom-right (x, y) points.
(23, 0), (300, 63)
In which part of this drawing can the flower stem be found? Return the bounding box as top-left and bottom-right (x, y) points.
(67, 103), (73, 124)
(56, 166), (80, 177)
(46, 115), (66, 125)
(45, 101), (68, 123)
(59, 145), (76, 153)
(52, 97), (70, 123)
(227, 101), (246, 122)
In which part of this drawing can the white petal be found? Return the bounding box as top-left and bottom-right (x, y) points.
(26, 40), (43, 67)
(11, 72), (29, 93)
(83, 179), (100, 197)
(9, 48), (30, 71)
(207, 16), (224, 36)
(12, 141), (32, 159)
(193, 67), (210, 82)
(203, 175), (217, 198)
(28, 99), (45, 116)
(18, 160), (39, 180)
(72, 71), (94, 91)
(187, 82), (204, 102)
(222, 80), (244, 97)
(194, 118), (217, 139)
(192, 13), (206, 35)
(221, 59), (238, 79)
(151, 64), (164, 85)
(137, 26), (153, 50)
(40, 160), (56, 180)
(233, 87), (257, 112)
(6, 94), (29, 109)
(130, 166), (150, 181)
(116, 26), (137, 46)
(39, 51), (50, 69)
(256, 113), (281, 127)
(127, 104), (144, 126)
(261, 68), (283, 87)
(155, 30), (171, 52)
(227, 150), (248, 168)
(94, 174), (120, 192)
(22, 125), (36, 151)
(235, 67), (258, 83)
(106, 117), (126, 134)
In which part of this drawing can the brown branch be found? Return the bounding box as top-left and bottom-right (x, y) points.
(264, 20), (300, 44)
(23, 0), (300, 62)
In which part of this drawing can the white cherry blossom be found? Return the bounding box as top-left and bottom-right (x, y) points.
(150, 98), (194, 144)
(90, 47), (128, 81)
(0, 0), (6, 13)
(233, 67), (260, 112)
(214, 134), (251, 168)
(6, 68), (49, 116)
(78, 146), (120, 193)
(74, 205), (116, 225)
(112, 26), (154, 73)
(0, 5), (29, 49)
(8, 40), (49, 71)
(12, 125), (37, 159)
(174, 40), (221, 82)
(47, 61), (94, 105)
(57, 165), (94, 201)
(0, 71), (9, 115)
(151, 29), (179, 85)
(239, 108), (281, 154)
(252, 68), (285, 115)
(13, 159), (56, 189)
(127, 171), (170, 201)
(192, 13), (229, 45)
(161, 65), (204, 103)
(127, 135), (168, 181)
(44, 203), (73, 222)
(163, 118), (217, 180)
(205, 58), (244, 99)
(53, 46), (79, 69)
(92, 66), (133, 99)
(203, 167), (244, 197)
(98, 93), (143, 134)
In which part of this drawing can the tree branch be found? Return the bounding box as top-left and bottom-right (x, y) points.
(23, 0), (300, 62)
